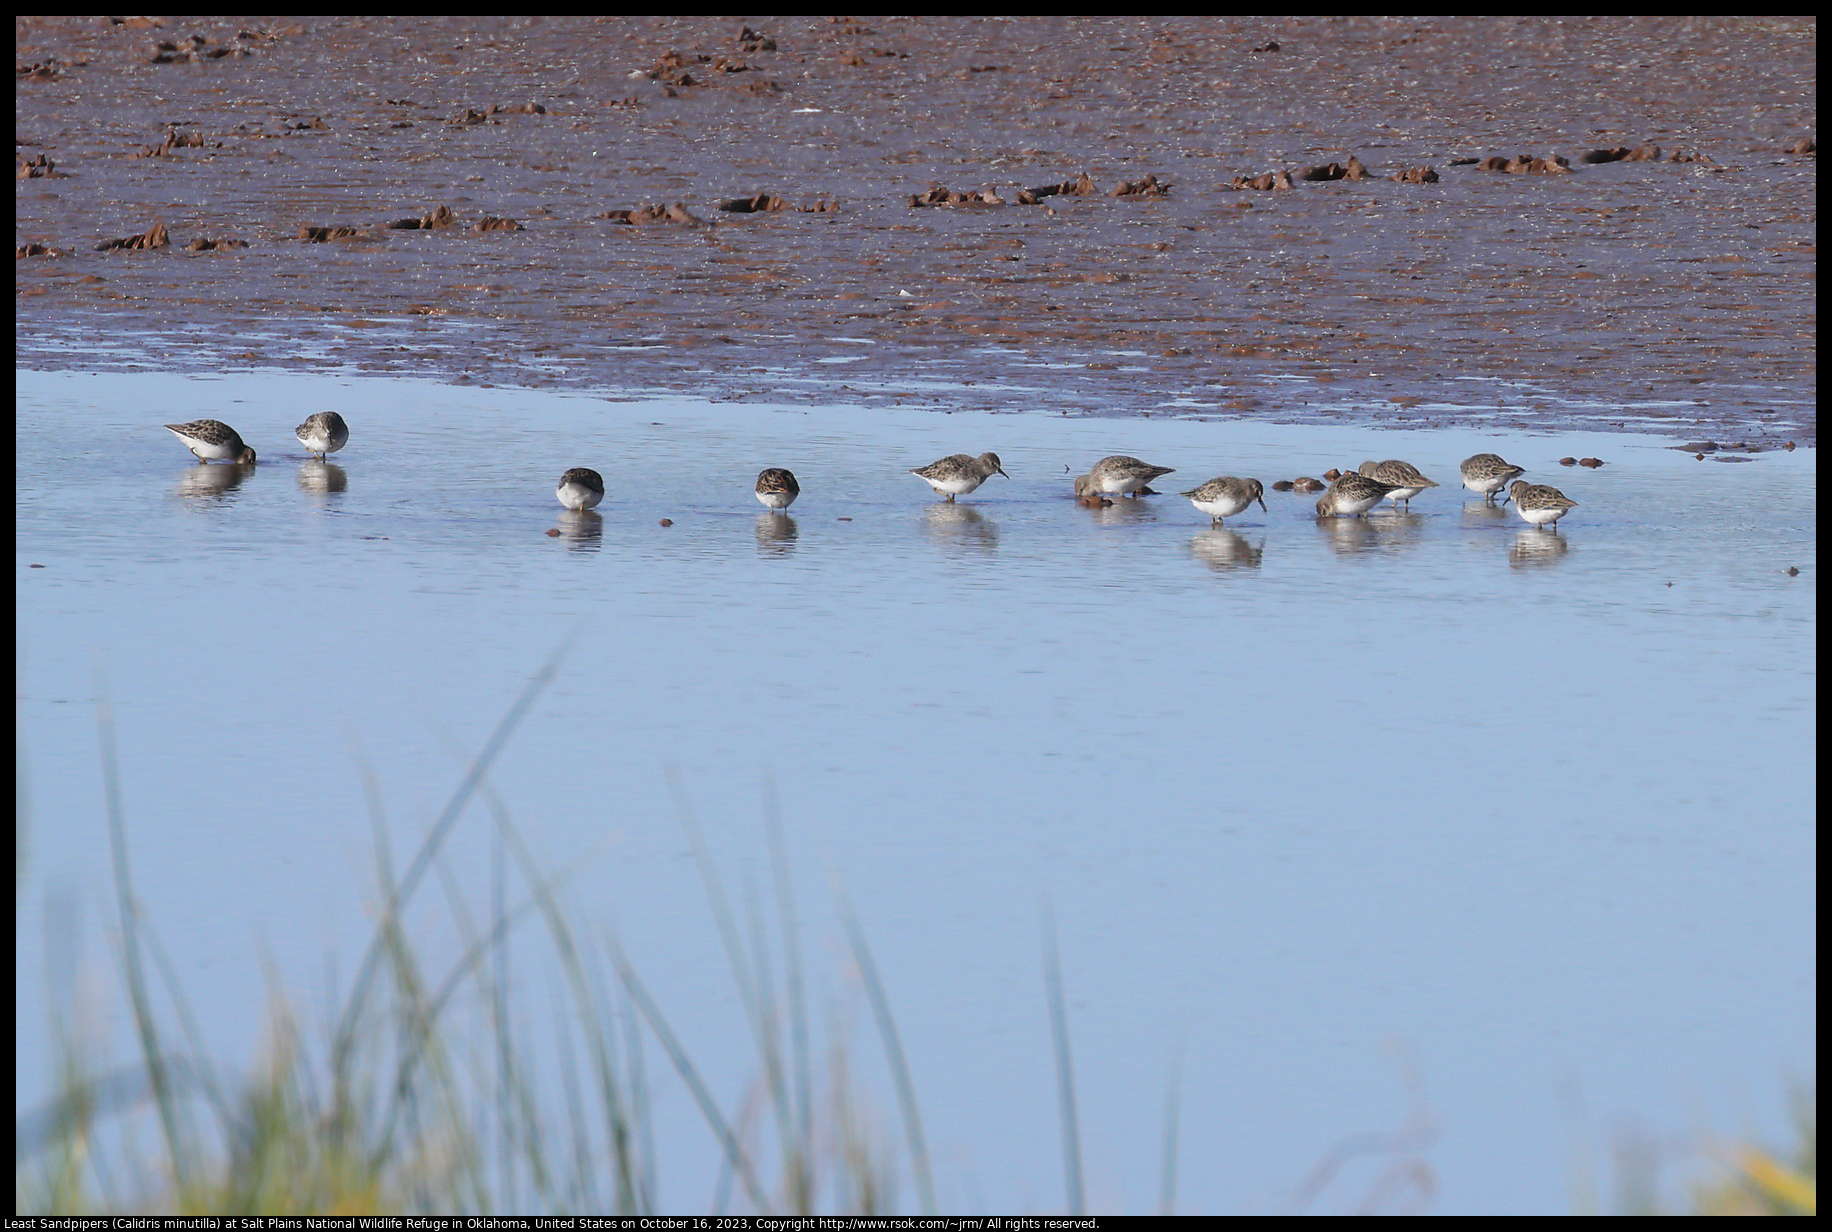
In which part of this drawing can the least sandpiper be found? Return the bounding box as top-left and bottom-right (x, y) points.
(294, 410), (350, 460)
(1502, 480), (1577, 527)
(1459, 453), (1525, 503)
(909, 451), (1008, 501)
(1315, 470), (1401, 517)
(556, 467), (605, 511)
(164, 419), (257, 464)
(755, 467), (801, 512)
(1074, 455), (1175, 498)
(1356, 459), (1438, 506)
(1180, 476), (1267, 524)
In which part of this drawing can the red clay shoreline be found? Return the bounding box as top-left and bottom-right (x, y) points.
(14, 16), (1817, 443)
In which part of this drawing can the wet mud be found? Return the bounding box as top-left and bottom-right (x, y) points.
(14, 16), (1817, 441)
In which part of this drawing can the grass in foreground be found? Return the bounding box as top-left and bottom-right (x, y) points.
(19, 649), (927, 1215)
(14, 654), (1815, 1214)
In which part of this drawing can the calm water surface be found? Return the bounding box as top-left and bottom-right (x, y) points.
(15, 369), (1815, 1214)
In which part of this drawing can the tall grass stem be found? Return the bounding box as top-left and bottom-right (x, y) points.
(1041, 907), (1084, 1217)
(835, 887), (937, 1216)
(97, 697), (188, 1184)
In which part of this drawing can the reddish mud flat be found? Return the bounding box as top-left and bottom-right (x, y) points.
(13, 16), (1817, 441)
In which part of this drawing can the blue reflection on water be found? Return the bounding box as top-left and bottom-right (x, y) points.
(15, 369), (1815, 1214)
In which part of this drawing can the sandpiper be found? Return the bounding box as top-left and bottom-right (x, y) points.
(555, 467), (605, 511)
(1316, 471), (1401, 517)
(1502, 480), (1577, 527)
(909, 451), (1008, 501)
(1459, 453), (1526, 503)
(163, 419), (257, 464)
(294, 411), (350, 460)
(755, 467), (801, 512)
(1357, 459), (1438, 507)
(1073, 455), (1175, 498)
(1180, 476), (1266, 524)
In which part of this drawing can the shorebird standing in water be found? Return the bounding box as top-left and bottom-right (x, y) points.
(1180, 477), (1266, 525)
(164, 419), (257, 465)
(1502, 480), (1577, 527)
(1356, 459), (1438, 507)
(1073, 455), (1175, 499)
(754, 467), (801, 512)
(1315, 471), (1400, 518)
(1459, 453), (1525, 503)
(294, 411), (350, 461)
(909, 451), (1008, 501)
(556, 467), (605, 511)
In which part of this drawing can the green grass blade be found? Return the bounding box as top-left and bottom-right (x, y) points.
(763, 777), (815, 1205)
(606, 930), (769, 1212)
(1041, 908), (1083, 1217)
(331, 638), (573, 1085)
(669, 774), (802, 1201)
(1158, 1039), (1182, 1217)
(97, 697), (189, 1184)
(835, 888), (936, 1216)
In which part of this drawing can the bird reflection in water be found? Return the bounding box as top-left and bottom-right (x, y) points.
(555, 509), (603, 551)
(1315, 505), (1425, 555)
(175, 462), (255, 501)
(1188, 528), (1262, 571)
(1078, 495), (1160, 525)
(922, 501), (997, 552)
(1509, 527), (1570, 568)
(755, 512), (798, 555)
(296, 459), (347, 496)
(1460, 498), (1511, 523)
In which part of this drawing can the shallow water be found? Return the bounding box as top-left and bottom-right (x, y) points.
(14, 368), (1816, 1214)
